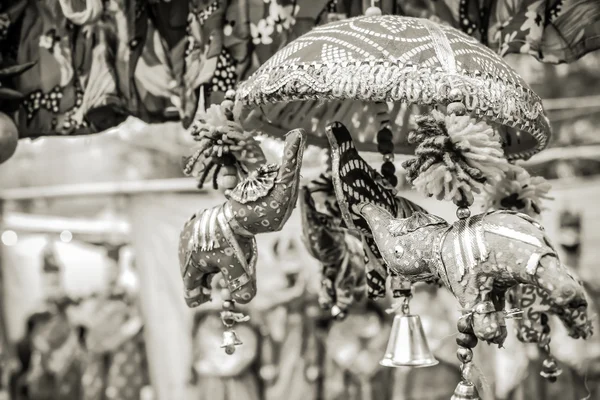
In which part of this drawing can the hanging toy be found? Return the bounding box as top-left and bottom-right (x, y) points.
(324, 121), (428, 300)
(183, 90), (266, 191)
(179, 129), (307, 308)
(300, 184), (366, 319)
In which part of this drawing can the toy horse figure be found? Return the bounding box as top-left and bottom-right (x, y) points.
(357, 204), (590, 347)
(179, 129), (306, 307)
(300, 185), (366, 318)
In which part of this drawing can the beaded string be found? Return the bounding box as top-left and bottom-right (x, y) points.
(375, 102), (398, 188)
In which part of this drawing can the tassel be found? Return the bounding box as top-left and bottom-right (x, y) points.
(403, 110), (509, 206)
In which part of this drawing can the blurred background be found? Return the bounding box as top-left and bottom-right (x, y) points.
(1, 1), (600, 400)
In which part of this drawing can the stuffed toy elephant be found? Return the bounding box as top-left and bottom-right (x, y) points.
(179, 129), (306, 307)
(357, 203), (590, 347)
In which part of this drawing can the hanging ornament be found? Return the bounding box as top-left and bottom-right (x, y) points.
(179, 129), (306, 309)
(219, 286), (249, 355)
(357, 202), (589, 351)
(325, 121), (428, 300)
(402, 98), (510, 208)
(300, 184), (366, 319)
(380, 276), (438, 368)
(183, 90), (266, 191)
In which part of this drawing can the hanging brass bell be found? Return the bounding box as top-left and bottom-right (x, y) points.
(220, 329), (243, 355)
(380, 314), (439, 367)
(451, 380), (480, 400)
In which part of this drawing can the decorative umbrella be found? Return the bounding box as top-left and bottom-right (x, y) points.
(179, 11), (591, 400)
(236, 14), (550, 161)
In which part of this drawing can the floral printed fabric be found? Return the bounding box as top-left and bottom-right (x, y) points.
(400, 0), (600, 64)
(1, 0), (599, 138)
(0, 0), (147, 138)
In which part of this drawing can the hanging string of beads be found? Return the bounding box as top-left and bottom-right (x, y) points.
(375, 102), (398, 188)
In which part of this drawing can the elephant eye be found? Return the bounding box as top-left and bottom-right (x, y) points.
(394, 245), (404, 258)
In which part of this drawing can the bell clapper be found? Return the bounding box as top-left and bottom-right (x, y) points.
(219, 289), (249, 355)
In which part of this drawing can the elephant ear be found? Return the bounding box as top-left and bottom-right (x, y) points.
(388, 212), (448, 236)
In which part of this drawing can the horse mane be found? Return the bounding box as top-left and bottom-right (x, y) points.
(388, 211), (448, 236)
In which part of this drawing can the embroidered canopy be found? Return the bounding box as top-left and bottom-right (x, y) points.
(237, 15), (551, 160)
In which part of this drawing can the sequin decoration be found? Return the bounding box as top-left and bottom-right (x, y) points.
(237, 15), (551, 160)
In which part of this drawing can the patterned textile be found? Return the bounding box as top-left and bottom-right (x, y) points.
(238, 15), (550, 160)
(81, 331), (149, 400)
(1, 0), (598, 138)
(26, 311), (83, 400)
(0, 0), (146, 138)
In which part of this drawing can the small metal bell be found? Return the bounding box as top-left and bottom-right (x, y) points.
(380, 314), (439, 367)
(220, 329), (243, 355)
(451, 381), (480, 400)
(540, 356), (563, 382)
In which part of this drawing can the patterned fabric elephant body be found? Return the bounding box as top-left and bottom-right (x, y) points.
(179, 129), (306, 307)
(178, 203), (258, 307)
(358, 204), (589, 346)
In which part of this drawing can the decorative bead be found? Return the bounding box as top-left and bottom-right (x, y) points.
(377, 140), (395, 154)
(456, 207), (471, 219)
(221, 99), (234, 112)
(305, 365), (321, 382)
(260, 365), (277, 381)
(365, 6), (382, 16)
(381, 161), (396, 177)
(457, 315), (473, 333)
(456, 332), (478, 348)
(456, 347), (473, 363)
(447, 102), (466, 116)
(225, 89), (236, 100)
(382, 153), (395, 162)
(449, 88), (463, 102)
(222, 300), (233, 310)
(377, 127), (393, 143)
